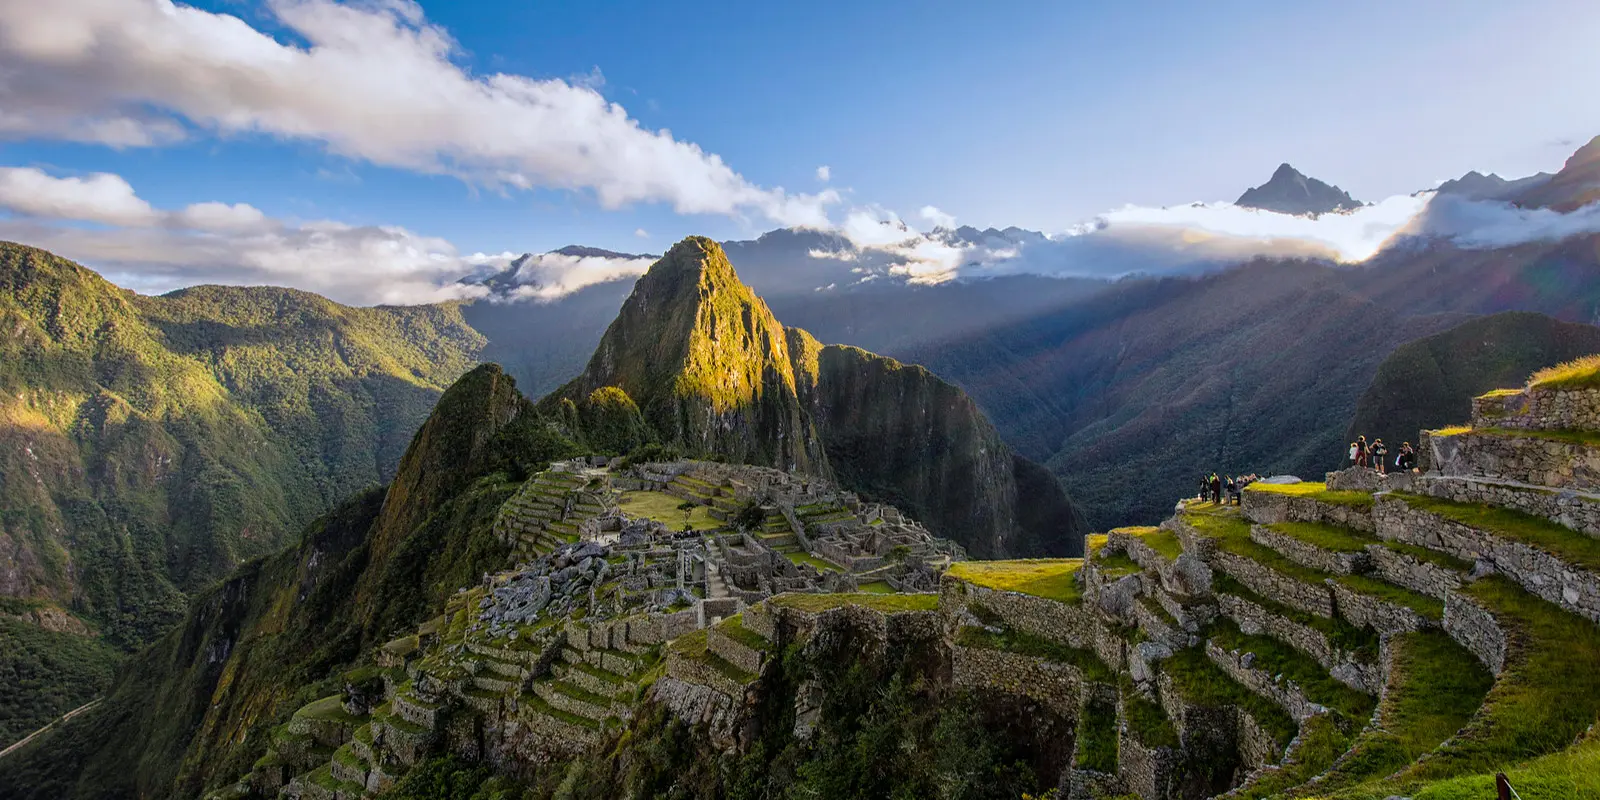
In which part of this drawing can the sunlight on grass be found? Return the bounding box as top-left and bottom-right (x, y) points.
(618, 491), (721, 531)
(945, 559), (1085, 604)
(1528, 354), (1600, 390)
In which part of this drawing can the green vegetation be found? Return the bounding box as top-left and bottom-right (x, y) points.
(945, 559), (1084, 604)
(1076, 696), (1119, 773)
(1244, 482), (1374, 508)
(1267, 521), (1375, 553)
(1528, 353), (1600, 389)
(1209, 620), (1377, 722)
(1392, 576), (1600, 786)
(1438, 425), (1600, 448)
(1379, 540), (1474, 573)
(618, 491), (721, 531)
(1405, 734), (1600, 800)
(1230, 714), (1350, 800)
(1113, 526), (1183, 560)
(1211, 574), (1380, 659)
(1094, 552), (1142, 577)
(767, 592), (938, 614)
(385, 755), (526, 800)
(856, 580), (894, 594)
(1120, 678), (1179, 749)
(1314, 629), (1492, 795)
(783, 552), (841, 573)
(954, 626), (1113, 682)
(716, 615), (771, 652)
(0, 617), (122, 748)
(1162, 648), (1299, 747)
(1393, 492), (1600, 573)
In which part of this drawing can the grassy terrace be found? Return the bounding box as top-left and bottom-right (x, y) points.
(768, 592), (939, 614)
(1138, 593), (1179, 628)
(716, 614), (771, 651)
(1212, 574), (1380, 659)
(1209, 619), (1377, 722)
(1391, 492), (1600, 574)
(954, 625), (1113, 682)
(668, 629), (758, 684)
(568, 661), (626, 685)
(1387, 576), (1600, 788)
(520, 691), (600, 730)
(1120, 677), (1179, 748)
(293, 694), (366, 724)
(1380, 540), (1474, 573)
(618, 490), (721, 531)
(1432, 425), (1600, 448)
(1267, 521), (1375, 553)
(1162, 647), (1298, 747)
(1244, 481), (1375, 508)
(945, 559), (1085, 604)
(1184, 510), (1444, 620)
(1094, 552), (1143, 577)
(857, 580), (894, 594)
(1076, 696), (1119, 773)
(1112, 525), (1184, 560)
(1315, 629), (1492, 796)
(1528, 354), (1600, 390)
(784, 551), (841, 572)
(1230, 714), (1350, 800)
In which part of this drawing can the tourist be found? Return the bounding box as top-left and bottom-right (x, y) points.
(1398, 442), (1417, 472)
(1200, 474), (1210, 503)
(1210, 473), (1222, 504)
(1348, 441), (1359, 467)
(1372, 439), (1388, 474)
(1356, 435), (1369, 468)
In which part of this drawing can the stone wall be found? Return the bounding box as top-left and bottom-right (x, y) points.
(1212, 551), (1334, 618)
(941, 577), (1125, 670)
(1116, 724), (1181, 800)
(1365, 544), (1464, 600)
(1216, 593), (1381, 694)
(1204, 641), (1319, 722)
(950, 643), (1087, 718)
(1424, 428), (1600, 493)
(1375, 495), (1600, 625)
(1417, 475), (1600, 539)
(1249, 524), (1368, 575)
(1330, 583), (1429, 636)
(1472, 386), (1600, 433)
(1443, 590), (1508, 674)
(1242, 489), (1375, 533)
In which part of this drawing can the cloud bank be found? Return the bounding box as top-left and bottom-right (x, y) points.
(501, 252), (657, 302)
(0, 0), (836, 227)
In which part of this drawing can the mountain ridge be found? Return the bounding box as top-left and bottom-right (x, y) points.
(1236, 162), (1362, 215)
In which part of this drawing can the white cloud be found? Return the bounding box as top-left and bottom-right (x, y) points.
(634, 228), (649, 239)
(919, 205), (957, 230)
(505, 252), (655, 302)
(815, 165), (830, 182)
(0, 165), (494, 305)
(0, 0), (836, 227)
(0, 168), (158, 226)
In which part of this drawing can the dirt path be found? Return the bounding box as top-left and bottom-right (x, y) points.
(0, 698), (99, 760)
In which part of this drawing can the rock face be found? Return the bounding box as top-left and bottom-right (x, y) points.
(1434, 169), (1554, 201)
(549, 236), (1088, 557)
(1235, 163), (1361, 216)
(1512, 135), (1600, 211)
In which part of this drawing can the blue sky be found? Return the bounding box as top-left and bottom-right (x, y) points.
(1, 0), (1598, 302)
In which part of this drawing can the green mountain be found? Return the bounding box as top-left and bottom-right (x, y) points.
(546, 236), (1087, 557)
(1347, 311), (1600, 450)
(0, 363), (572, 798)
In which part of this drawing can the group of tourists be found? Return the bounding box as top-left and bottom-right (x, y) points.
(1198, 473), (1258, 505)
(1348, 435), (1418, 474)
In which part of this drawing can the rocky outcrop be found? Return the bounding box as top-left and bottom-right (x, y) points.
(1235, 163), (1361, 216)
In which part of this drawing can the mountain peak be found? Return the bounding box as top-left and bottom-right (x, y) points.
(1236, 163), (1360, 216)
(1507, 133), (1600, 211)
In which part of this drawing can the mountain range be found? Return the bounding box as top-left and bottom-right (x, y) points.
(1235, 162), (1363, 215)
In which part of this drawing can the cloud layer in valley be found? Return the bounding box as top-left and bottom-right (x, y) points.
(0, 0), (836, 227)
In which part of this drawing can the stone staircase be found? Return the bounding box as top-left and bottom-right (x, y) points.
(493, 469), (617, 563)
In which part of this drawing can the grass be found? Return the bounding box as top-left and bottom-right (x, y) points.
(1244, 482), (1375, 508)
(1212, 574), (1380, 659)
(521, 691), (600, 730)
(1161, 647), (1298, 748)
(1475, 425), (1600, 448)
(857, 580), (894, 594)
(1379, 540), (1474, 573)
(768, 592), (939, 614)
(1527, 354), (1600, 390)
(1076, 696), (1119, 773)
(618, 491), (721, 531)
(1094, 552), (1143, 577)
(293, 694), (366, 724)
(1209, 619), (1377, 722)
(954, 626), (1113, 683)
(1390, 576), (1600, 785)
(1312, 629), (1492, 795)
(1392, 492), (1600, 573)
(1120, 678), (1179, 749)
(1085, 533), (1109, 557)
(945, 559), (1085, 604)
(1229, 714), (1350, 800)
(715, 614), (771, 651)
(1190, 510), (1443, 620)
(1138, 593), (1179, 629)
(1112, 526), (1183, 560)
(1267, 521), (1375, 554)
(546, 678), (614, 709)
(784, 551), (841, 572)
(1405, 733), (1600, 800)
